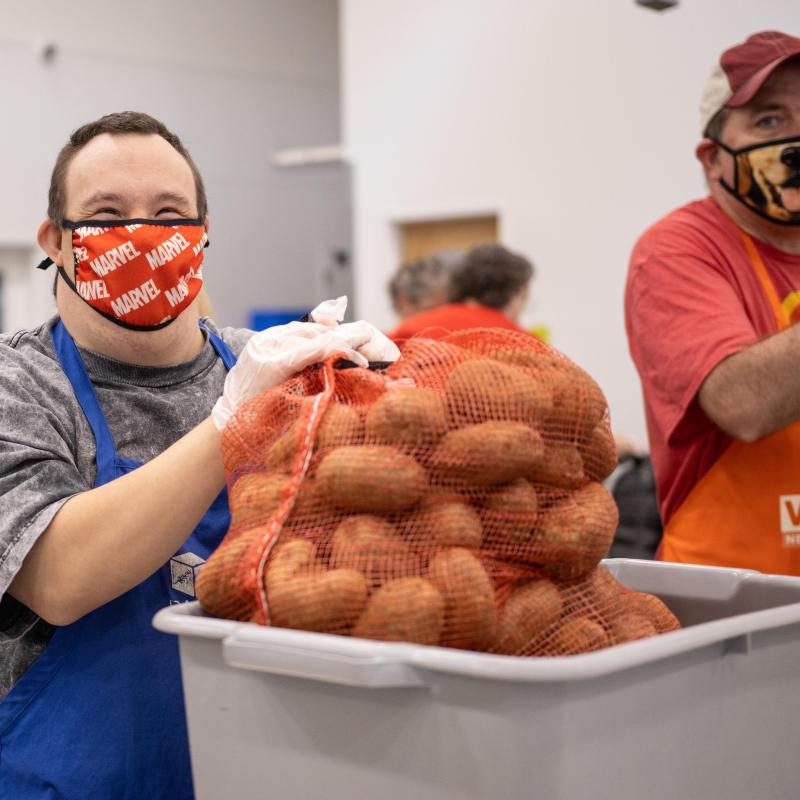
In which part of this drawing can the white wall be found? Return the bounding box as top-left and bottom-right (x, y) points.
(0, 0), (340, 330)
(0, 246), (53, 332)
(341, 0), (799, 447)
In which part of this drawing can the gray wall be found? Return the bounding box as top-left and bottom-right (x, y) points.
(0, 0), (345, 329)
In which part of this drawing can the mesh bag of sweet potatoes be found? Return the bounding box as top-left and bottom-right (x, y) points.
(196, 328), (680, 655)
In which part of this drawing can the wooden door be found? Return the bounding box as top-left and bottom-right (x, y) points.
(399, 215), (498, 263)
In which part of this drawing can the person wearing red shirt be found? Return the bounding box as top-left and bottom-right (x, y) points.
(388, 243), (533, 342)
(625, 31), (800, 574)
(387, 251), (460, 321)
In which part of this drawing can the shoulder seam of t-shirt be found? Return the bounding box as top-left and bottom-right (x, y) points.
(3, 322), (52, 353)
(628, 251), (724, 297)
(672, 340), (749, 429)
(641, 201), (731, 247)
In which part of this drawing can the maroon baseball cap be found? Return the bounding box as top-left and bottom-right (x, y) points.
(700, 30), (800, 134)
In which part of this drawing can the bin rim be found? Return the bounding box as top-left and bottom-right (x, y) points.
(154, 559), (800, 685)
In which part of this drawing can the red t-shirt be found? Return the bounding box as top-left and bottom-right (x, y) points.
(625, 196), (800, 525)
(387, 303), (525, 342)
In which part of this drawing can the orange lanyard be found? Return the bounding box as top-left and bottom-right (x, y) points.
(737, 229), (789, 331)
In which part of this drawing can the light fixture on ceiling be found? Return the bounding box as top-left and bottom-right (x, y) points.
(635, 0), (679, 11)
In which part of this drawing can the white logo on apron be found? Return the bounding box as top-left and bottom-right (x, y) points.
(170, 552), (205, 596)
(779, 495), (800, 546)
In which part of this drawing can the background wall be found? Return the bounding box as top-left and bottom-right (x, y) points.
(341, 0), (800, 447)
(3, 2), (797, 445)
(0, 0), (343, 330)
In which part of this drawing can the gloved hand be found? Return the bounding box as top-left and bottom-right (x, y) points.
(212, 321), (372, 431)
(212, 296), (402, 431)
(308, 295), (348, 327)
(311, 296), (400, 362)
(338, 321), (400, 363)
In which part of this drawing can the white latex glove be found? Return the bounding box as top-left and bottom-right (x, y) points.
(309, 296), (400, 362)
(338, 321), (401, 363)
(212, 321), (371, 431)
(308, 295), (348, 327)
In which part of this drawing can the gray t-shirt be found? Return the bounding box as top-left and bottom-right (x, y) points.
(0, 315), (253, 699)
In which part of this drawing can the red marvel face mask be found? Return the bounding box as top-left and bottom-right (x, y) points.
(37, 218), (208, 330)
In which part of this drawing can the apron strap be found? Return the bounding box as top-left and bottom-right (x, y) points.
(200, 321), (238, 370)
(52, 320), (118, 481)
(737, 229), (789, 331)
(52, 320), (238, 484)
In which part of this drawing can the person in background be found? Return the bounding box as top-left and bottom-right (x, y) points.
(388, 250), (460, 320)
(0, 111), (391, 798)
(625, 31), (800, 574)
(388, 242), (533, 341)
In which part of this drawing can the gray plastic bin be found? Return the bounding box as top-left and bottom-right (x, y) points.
(153, 559), (800, 800)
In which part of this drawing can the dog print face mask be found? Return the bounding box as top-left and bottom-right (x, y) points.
(713, 136), (800, 225)
(37, 219), (208, 330)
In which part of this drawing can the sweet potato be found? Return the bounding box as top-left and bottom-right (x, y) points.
(482, 346), (559, 373)
(432, 421), (545, 486)
(353, 577), (445, 645)
(578, 421), (618, 482)
(528, 442), (587, 489)
(428, 548), (496, 650)
(229, 472), (324, 528)
(365, 386), (447, 446)
(316, 446), (427, 512)
(540, 617), (612, 655)
(492, 578), (563, 654)
(228, 472), (288, 530)
(406, 495), (483, 548)
(265, 404), (362, 469)
(266, 540), (368, 633)
(482, 478), (539, 543)
(609, 609), (658, 645)
(542, 363), (606, 438)
(267, 539), (316, 583)
(196, 526), (263, 618)
(330, 515), (418, 585)
(532, 482), (619, 580)
(623, 591), (681, 634)
(445, 358), (553, 426)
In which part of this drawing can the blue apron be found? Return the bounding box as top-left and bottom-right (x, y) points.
(0, 319), (236, 799)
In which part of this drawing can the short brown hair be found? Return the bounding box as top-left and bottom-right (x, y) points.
(388, 251), (461, 312)
(448, 243), (533, 309)
(47, 111), (207, 225)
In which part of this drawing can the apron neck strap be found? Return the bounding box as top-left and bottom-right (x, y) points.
(738, 229), (789, 331)
(52, 320), (238, 485)
(51, 319), (118, 481)
(199, 321), (237, 370)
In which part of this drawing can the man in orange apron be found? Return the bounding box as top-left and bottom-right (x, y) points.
(625, 31), (800, 576)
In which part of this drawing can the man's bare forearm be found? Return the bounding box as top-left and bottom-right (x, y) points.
(699, 323), (800, 442)
(9, 416), (226, 625)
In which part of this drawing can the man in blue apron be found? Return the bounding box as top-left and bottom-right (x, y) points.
(0, 111), (386, 798)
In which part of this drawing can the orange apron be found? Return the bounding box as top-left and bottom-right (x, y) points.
(661, 230), (800, 575)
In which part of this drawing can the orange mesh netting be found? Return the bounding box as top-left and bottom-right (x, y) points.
(196, 328), (680, 655)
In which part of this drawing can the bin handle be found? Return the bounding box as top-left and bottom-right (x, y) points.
(722, 632), (751, 655)
(222, 628), (430, 689)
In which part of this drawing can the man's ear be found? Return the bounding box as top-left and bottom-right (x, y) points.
(37, 219), (65, 267)
(696, 138), (721, 174)
(694, 139), (723, 184)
